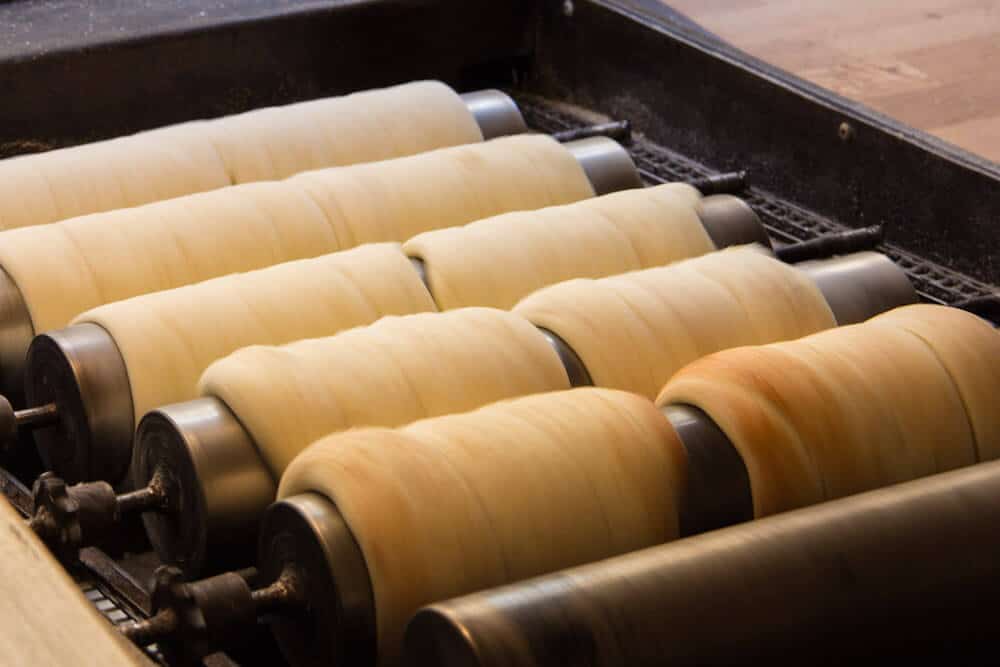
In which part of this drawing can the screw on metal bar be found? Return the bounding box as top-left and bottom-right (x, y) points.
(117, 466), (175, 515)
(121, 565), (305, 656)
(28, 472), (81, 561)
(838, 121), (856, 142)
(28, 466), (175, 560)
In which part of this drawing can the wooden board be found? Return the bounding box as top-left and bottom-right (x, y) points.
(669, 0), (1000, 164)
(0, 497), (146, 666)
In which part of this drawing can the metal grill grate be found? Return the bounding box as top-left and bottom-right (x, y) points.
(517, 95), (997, 305)
(77, 576), (165, 664)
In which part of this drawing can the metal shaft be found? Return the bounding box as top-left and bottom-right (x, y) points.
(775, 225), (884, 263)
(249, 567), (304, 613)
(116, 485), (164, 515)
(0, 397), (59, 452)
(552, 120), (632, 144)
(120, 608), (178, 647)
(687, 170), (748, 195)
(16, 401), (59, 428)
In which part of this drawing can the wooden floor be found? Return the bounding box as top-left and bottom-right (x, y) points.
(668, 0), (1000, 164)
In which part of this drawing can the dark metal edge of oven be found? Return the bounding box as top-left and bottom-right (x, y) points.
(525, 0), (1000, 286)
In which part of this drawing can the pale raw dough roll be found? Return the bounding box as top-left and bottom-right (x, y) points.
(403, 183), (712, 310)
(278, 387), (688, 665)
(656, 305), (982, 517)
(194, 81), (483, 185)
(869, 304), (1000, 461)
(289, 134), (593, 248)
(200, 308), (570, 477)
(514, 246), (836, 398)
(76, 244), (435, 423)
(0, 81), (482, 230)
(0, 134), (592, 335)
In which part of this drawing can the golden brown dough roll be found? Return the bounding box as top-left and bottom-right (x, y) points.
(514, 246), (835, 398)
(0, 81), (483, 230)
(200, 308), (571, 477)
(868, 304), (1000, 461)
(0, 134), (592, 336)
(278, 387), (687, 665)
(656, 304), (990, 517)
(77, 244), (434, 423)
(403, 183), (712, 310)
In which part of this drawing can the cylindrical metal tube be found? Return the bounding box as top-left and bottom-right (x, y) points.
(797, 250), (918, 325)
(661, 404), (751, 536)
(460, 90), (527, 140)
(258, 492), (375, 667)
(407, 460), (1000, 666)
(24, 323), (133, 484)
(131, 398), (275, 575)
(185, 572), (259, 649)
(564, 136), (642, 196)
(0, 267), (33, 406)
(538, 327), (592, 388)
(695, 195), (771, 250)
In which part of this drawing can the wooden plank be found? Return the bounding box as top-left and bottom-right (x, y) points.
(667, 0), (1000, 163)
(0, 497), (146, 666)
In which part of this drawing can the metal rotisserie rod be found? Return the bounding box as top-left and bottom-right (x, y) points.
(406, 459), (1000, 666)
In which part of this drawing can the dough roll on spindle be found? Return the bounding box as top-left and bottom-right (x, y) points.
(403, 183), (713, 310)
(513, 246), (836, 398)
(76, 243), (435, 422)
(278, 387), (688, 665)
(0, 81), (485, 230)
(867, 304), (1000, 461)
(0, 134), (592, 336)
(199, 308), (571, 477)
(656, 304), (1000, 517)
